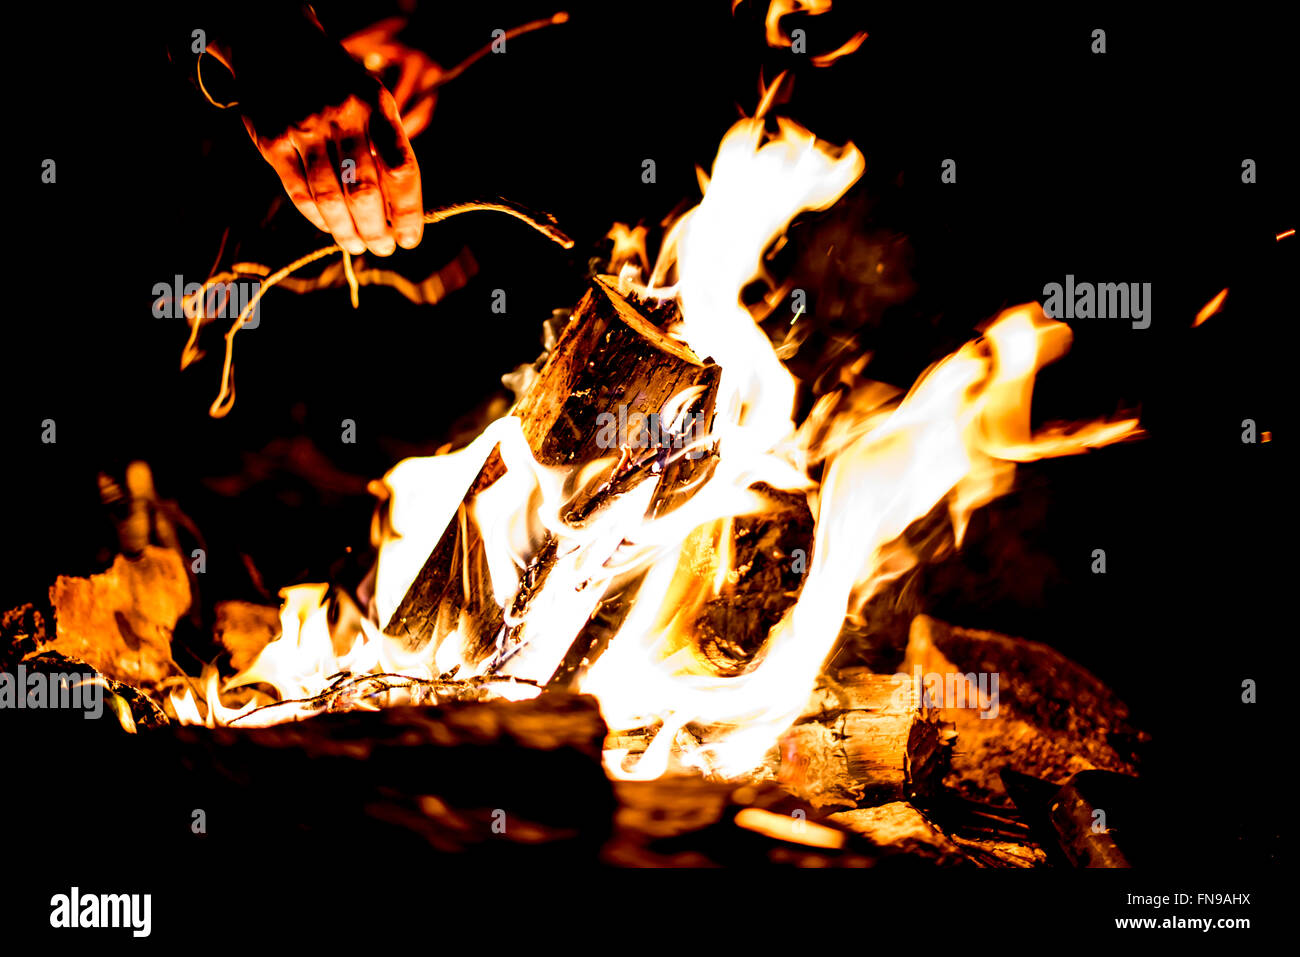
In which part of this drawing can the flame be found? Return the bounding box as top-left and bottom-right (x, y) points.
(655, 114), (865, 451)
(746, 0), (868, 65)
(167, 92), (1140, 784)
(583, 301), (1138, 778)
(810, 32), (868, 67)
(606, 222), (649, 289)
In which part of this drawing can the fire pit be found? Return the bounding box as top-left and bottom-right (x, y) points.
(3, 0), (1285, 935)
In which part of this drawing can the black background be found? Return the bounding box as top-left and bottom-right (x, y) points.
(1, 0), (1292, 928)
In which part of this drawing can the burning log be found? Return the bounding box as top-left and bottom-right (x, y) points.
(6, 685), (962, 870)
(6, 692), (617, 867)
(170, 696), (618, 864)
(827, 802), (966, 863)
(693, 485), (813, 675)
(902, 615), (1143, 803)
(827, 801), (1048, 867)
(546, 483), (814, 691)
(508, 276), (720, 473)
(384, 276), (721, 680)
(608, 666), (949, 808)
(167, 694), (615, 858)
(773, 667), (951, 810)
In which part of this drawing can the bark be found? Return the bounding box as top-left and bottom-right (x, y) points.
(773, 667), (952, 810)
(902, 614), (1143, 803)
(384, 276), (721, 684)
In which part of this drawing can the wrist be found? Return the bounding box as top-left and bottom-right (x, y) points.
(210, 4), (330, 83)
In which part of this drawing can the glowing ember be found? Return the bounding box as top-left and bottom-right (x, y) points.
(734, 807), (846, 847)
(1194, 288), (1229, 327)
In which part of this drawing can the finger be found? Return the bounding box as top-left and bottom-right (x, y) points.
(337, 134), (395, 256)
(369, 90), (423, 249)
(296, 135), (367, 256)
(251, 126), (330, 234)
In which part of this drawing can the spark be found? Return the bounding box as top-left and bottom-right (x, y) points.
(1193, 287), (1228, 327)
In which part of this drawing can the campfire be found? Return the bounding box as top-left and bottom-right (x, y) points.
(15, 0), (1247, 876)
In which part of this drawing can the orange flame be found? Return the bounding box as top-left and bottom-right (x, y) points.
(811, 32), (868, 67)
(167, 78), (1141, 785)
(745, 0), (868, 66)
(606, 222), (649, 288)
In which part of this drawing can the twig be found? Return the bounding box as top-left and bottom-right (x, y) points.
(224, 671), (543, 726)
(197, 199), (574, 418)
(430, 12), (570, 89)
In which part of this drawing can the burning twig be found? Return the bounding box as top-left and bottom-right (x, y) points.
(428, 12), (571, 89)
(421, 201), (574, 249)
(191, 199), (575, 418)
(224, 671), (543, 726)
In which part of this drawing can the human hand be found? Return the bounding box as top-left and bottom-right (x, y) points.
(227, 19), (424, 256)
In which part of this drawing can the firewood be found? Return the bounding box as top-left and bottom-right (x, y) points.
(384, 276), (721, 683)
(772, 668), (951, 810)
(6, 649), (169, 732)
(510, 277), (720, 470)
(6, 689), (964, 871)
(827, 802), (964, 862)
(827, 802), (1047, 866)
(167, 694), (619, 863)
(602, 667), (950, 808)
(692, 485), (813, 676)
(543, 562), (647, 690)
(5, 692), (617, 868)
(902, 614), (1143, 803)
